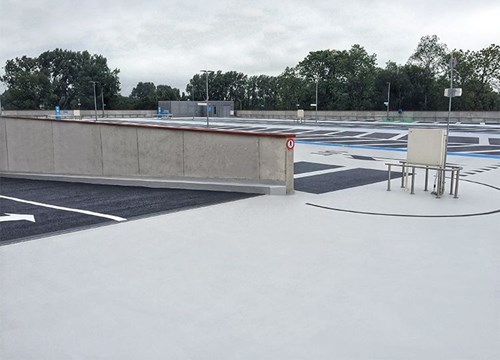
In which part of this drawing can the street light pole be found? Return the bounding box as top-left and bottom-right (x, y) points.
(90, 81), (98, 121)
(200, 69), (213, 127)
(441, 56), (455, 195)
(101, 86), (105, 118)
(386, 82), (391, 120)
(315, 78), (318, 123)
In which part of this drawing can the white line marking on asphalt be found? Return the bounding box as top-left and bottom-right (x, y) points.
(0, 195), (127, 222)
(0, 213), (36, 223)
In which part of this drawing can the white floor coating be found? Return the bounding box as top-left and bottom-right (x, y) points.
(1, 142), (499, 359)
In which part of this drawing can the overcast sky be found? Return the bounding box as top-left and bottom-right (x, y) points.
(1, 0), (499, 95)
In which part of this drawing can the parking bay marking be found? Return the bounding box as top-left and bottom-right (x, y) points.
(0, 195), (127, 222)
(0, 213), (36, 223)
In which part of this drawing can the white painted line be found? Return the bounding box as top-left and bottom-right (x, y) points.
(0, 195), (127, 222)
(294, 167), (350, 179)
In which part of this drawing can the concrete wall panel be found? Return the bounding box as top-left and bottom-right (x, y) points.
(0, 118), (8, 171)
(6, 118), (54, 173)
(1, 117), (293, 194)
(259, 137), (286, 182)
(53, 122), (103, 175)
(101, 125), (139, 176)
(137, 128), (184, 177)
(184, 132), (259, 180)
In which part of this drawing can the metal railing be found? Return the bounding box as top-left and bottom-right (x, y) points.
(386, 161), (462, 199)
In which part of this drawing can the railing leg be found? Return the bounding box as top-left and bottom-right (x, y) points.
(449, 170), (455, 195)
(401, 164), (405, 188)
(387, 164), (392, 191)
(410, 167), (416, 194)
(454, 169), (460, 199)
(424, 167), (429, 191)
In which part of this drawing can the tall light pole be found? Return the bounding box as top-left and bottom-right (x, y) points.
(386, 82), (391, 120)
(90, 81), (98, 121)
(315, 77), (319, 123)
(200, 69), (213, 127)
(101, 86), (105, 118)
(441, 56), (456, 195)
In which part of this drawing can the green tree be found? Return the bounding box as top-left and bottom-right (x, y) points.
(407, 35), (449, 109)
(1, 49), (120, 110)
(276, 67), (308, 110)
(129, 82), (156, 109)
(156, 85), (181, 101)
(451, 44), (500, 110)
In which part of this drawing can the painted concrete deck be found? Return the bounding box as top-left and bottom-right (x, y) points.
(1, 121), (499, 359)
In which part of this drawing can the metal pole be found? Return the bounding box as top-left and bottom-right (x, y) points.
(410, 167), (415, 194)
(90, 81), (98, 121)
(315, 78), (318, 123)
(387, 164), (392, 191)
(200, 69), (213, 127)
(101, 87), (105, 118)
(441, 56), (454, 195)
(206, 71), (209, 126)
(386, 82), (390, 120)
(454, 169), (460, 199)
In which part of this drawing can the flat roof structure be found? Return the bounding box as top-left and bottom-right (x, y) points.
(1, 117), (499, 359)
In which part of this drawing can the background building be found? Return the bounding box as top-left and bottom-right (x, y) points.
(158, 101), (234, 118)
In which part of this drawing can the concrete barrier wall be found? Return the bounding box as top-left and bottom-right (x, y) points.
(236, 110), (500, 123)
(3, 109), (500, 122)
(0, 116), (294, 194)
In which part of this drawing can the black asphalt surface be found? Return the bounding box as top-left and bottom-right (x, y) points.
(295, 168), (403, 194)
(0, 177), (258, 244)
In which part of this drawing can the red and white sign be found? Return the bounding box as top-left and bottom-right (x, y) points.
(286, 138), (295, 150)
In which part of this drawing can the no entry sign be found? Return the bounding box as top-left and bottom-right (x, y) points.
(286, 138), (295, 150)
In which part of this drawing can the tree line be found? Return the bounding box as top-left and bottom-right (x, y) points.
(1, 35), (499, 112)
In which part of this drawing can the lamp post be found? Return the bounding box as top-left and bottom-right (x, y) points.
(315, 77), (318, 123)
(440, 56), (457, 195)
(386, 82), (391, 120)
(200, 69), (213, 127)
(101, 86), (105, 118)
(90, 81), (98, 121)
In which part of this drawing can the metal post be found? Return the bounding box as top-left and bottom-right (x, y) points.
(442, 55), (454, 195)
(90, 81), (98, 121)
(386, 82), (390, 120)
(101, 87), (105, 118)
(401, 163), (405, 188)
(424, 167), (429, 191)
(206, 72), (209, 126)
(315, 78), (318, 123)
(200, 69), (213, 127)
(410, 167), (415, 194)
(450, 169), (455, 195)
(454, 169), (460, 199)
(387, 164), (392, 191)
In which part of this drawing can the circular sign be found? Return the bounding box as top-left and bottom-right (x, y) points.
(286, 138), (295, 150)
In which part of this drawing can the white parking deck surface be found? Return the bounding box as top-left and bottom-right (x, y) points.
(1, 123), (500, 359)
